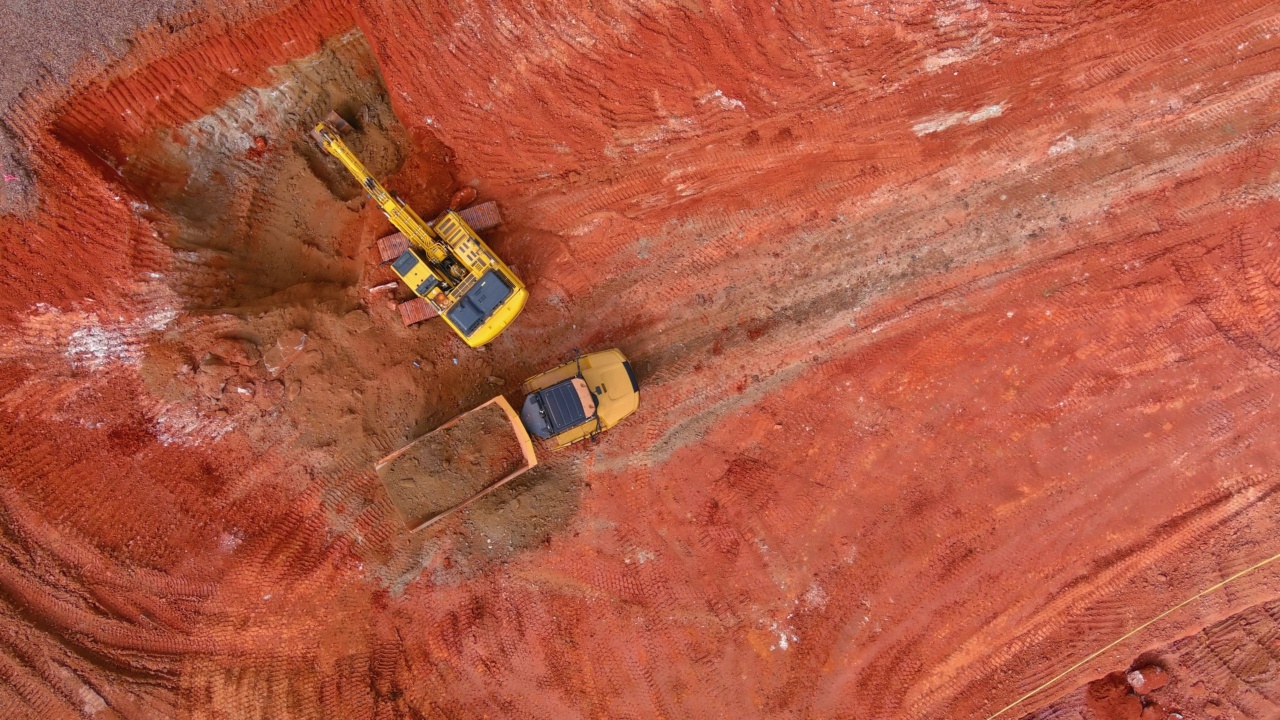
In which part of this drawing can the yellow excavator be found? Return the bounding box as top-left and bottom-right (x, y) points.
(311, 116), (527, 347)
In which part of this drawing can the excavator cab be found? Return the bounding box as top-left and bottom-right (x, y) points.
(389, 249), (442, 299)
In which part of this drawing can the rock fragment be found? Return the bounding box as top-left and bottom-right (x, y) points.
(263, 330), (308, 377)
(1128, 666), (1169, 695)
(209, 337), (260, 366)
(449, 186), (477, 209)
(255, 380), (285, 410)
(221, 376), (256, 411)
(342, 310), (373, 333)
(195, 371), (226, 400)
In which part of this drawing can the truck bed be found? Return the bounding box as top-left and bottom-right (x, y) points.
(375, 397), (536, 531)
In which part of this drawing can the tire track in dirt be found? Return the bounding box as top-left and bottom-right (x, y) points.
(4, 0), (1280, 717)
(1026, 595), (1280, 719)
(586, 148), (1280, 712)
(908, 475), (1280, 718)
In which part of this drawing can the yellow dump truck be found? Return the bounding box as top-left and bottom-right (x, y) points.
(311, 116), (527, 347)
(375, 349), (640, 531)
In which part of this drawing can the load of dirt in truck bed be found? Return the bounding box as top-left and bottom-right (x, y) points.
(377, 401), (529, 529)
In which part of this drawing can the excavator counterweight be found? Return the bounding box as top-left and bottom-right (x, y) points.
(312, 119), (527, 347)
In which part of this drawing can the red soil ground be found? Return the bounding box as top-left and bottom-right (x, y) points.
(2, 1), (1280, 718)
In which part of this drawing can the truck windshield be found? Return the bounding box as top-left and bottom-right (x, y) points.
(520, 378), (596, 438)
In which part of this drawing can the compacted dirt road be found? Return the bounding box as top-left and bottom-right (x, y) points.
(2, 1), (1280, 718)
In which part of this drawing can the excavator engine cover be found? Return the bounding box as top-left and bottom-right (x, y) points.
(446, 270), (513, 336)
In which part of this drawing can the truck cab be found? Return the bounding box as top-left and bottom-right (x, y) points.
(519, 349), (640, 449)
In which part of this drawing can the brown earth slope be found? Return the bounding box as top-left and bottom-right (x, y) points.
(2, 1), (1280, 718)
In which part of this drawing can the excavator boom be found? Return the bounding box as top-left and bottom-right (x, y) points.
(311, 122), (447, 264)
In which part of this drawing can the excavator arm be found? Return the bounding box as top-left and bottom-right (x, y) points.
(311, 121), (449, 267)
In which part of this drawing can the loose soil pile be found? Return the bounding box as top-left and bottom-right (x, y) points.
(65, 29), (408, 312)
(2, 1), (1280, 718)
(378, 401), (529, 529)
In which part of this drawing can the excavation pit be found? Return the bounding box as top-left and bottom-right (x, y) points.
(58, 29), (411, 313)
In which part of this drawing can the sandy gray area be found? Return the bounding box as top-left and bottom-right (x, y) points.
(0, 0), (194, 213)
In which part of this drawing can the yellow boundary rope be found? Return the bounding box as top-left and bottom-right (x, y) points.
(984, 548), (1280, 720)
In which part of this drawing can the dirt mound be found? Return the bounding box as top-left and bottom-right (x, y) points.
(57, 29), (408, 313)
(1086, 672), (1144, 720)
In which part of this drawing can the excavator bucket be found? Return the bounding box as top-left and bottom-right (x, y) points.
(323, 110), (354, 134)
(309, 111), (353, 144)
